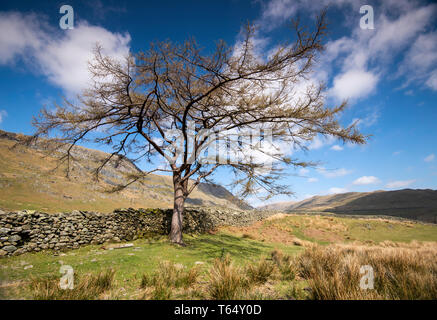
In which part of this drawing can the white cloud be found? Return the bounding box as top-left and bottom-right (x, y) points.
(0, 110), (7, 124)
(424, 154), (435, 162)
(322, 2), (437, 94)
(0, 12), (47, 64)
(385, 180), (416, 189)
(308, 177), (318, 183)
(353, 176), (380, 185)
(393, 151), (402, 156)
(330, 145), (343, 151)
(257, 1), (437, 95)
(37, 24), (130, 95)
(399, 31), (437, 90)
(328, 187), (348, 194)
(330, 69), (379, 101)
(317, 167), (352, 178)
(0, 12), (131, 95)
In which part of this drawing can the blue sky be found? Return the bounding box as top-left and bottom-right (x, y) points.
(0, 0), (436, 206)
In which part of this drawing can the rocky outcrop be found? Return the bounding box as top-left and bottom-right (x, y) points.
(0, 207), (275, 257)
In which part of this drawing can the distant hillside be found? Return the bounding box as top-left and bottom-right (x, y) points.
(260, 190), (437, 223)
(0, 130), (252, 213)
(260, 201), (296, 211)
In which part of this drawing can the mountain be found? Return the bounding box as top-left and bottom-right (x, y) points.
(0, 130), (252, 213)
(259, 190), (437, 223)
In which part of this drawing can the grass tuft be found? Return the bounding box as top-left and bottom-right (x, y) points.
(208, 254), (248, 300)
(246, 259), (275, 284)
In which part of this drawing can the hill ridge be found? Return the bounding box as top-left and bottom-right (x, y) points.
(260, 189), (437, 223)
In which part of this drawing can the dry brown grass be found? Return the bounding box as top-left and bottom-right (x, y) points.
(245, 259), (275, 284)
(140, 261), (201, 299)
(207, 255), (249, 300)
(297, 242), (437, 299)
(270, 249), (298, 281)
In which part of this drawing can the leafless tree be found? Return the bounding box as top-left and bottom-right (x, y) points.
(31, 12), (366, 244)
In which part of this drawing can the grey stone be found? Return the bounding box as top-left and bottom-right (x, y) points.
(0, 228), (11, 235)
(9, 235), (21, 242)
(2, 245), (17, 253)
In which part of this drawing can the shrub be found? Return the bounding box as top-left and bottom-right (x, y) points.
(246, 259), (275, 284)
(150, 282), (172, 300)
(208, 255), (248, 300)
(270, 249), (296, 281)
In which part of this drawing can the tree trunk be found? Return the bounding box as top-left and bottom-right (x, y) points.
(169, 175), (186, 245)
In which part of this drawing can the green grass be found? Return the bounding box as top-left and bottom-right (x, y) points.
(0, 231), (302, 299)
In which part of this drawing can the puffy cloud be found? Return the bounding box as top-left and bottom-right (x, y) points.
(317, 167), (352, 178)
(385, 180), (415, 189)
(308, 177), (318, 183)
(36, 24), (130, 95)
(353, 176), (380, 185)
(424, 154), (435, 162)
(330, 69), (379, 101)
(0, 12), (48, 64)
(0, 11), (131, 95)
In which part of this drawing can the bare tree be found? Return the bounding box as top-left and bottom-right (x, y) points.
(31, 12), (366, 245)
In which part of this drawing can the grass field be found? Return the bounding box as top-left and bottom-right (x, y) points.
(1, 213), (436, 300)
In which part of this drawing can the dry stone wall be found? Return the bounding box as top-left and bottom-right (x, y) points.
(0, 207), (275, 257)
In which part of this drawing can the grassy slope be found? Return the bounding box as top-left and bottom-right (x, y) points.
(1, 213), (436, 299)
(224, 214), (437, 244)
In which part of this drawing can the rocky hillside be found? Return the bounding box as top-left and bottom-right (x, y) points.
(260, 190), (437, 223)
(0, 130), (252, 213)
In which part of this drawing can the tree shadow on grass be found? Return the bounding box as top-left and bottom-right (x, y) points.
(184, 233), (272, 261)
